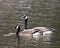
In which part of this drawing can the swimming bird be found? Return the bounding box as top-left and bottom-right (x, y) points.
(22, 15), (56, 34)
(15, 25), (41, 44)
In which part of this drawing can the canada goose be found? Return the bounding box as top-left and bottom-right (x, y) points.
(23, 15), (56, 34)
(15, 25), (41, 44)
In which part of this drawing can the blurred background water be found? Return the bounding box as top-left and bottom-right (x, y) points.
(0, 0), (60, 48)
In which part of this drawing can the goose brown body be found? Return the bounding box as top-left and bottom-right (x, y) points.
(32, 27), (55, 32)
(33, 27), (50, 32)
(18, 29), (40, 37)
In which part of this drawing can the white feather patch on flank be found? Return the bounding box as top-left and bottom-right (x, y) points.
(43, 31), (53, 36)
(33, 32), (41, 40)
(33, 32), (40, 36)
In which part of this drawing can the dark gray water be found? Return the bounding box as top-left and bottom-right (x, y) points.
(0, 0), (60, 48)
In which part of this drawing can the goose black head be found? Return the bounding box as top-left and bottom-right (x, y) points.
(23, 15), (28, 20)
(15, 25), (20, 45)
(15, 25), (21, 37)
(15, 26), (20, 30)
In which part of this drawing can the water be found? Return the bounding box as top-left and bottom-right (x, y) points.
(0, 0), (60, 48)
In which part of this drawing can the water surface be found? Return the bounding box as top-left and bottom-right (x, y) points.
(0, 0), (60, 48)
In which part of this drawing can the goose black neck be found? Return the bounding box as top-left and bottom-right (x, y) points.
(16, 26), (20, 37)
(16, 26), (20, 45)
(24, 19), (28, 29)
